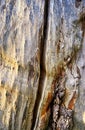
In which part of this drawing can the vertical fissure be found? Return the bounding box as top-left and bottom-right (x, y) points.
(31, 0), (50, 130)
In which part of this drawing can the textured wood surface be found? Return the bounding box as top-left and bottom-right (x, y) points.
(0, 0), (85, 130)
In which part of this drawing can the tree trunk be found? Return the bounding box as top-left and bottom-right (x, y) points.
(0, 0), (85, 130)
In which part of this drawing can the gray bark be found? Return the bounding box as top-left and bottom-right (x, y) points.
(0, 0), (85, 130)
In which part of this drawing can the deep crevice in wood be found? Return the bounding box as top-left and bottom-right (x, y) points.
(31, 0), (50, 130)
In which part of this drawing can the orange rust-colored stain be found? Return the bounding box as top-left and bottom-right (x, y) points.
(56, 63), (65, 78)
(68, 91), (77, 110)
(41, 105), (47, 117)
(41, 112), (47, 124)
(41, 92), (52, 117)
(40, 108), (50, 129)
(57, 128), (60, 130)
(47, 92), (52, 103)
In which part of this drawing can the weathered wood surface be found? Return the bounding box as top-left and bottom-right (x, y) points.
(0, 0), (85, 130)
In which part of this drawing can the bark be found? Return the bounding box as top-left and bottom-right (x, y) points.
(0, 0), (85, 130)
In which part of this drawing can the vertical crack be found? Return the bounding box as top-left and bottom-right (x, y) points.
(31, 0), (50, 130)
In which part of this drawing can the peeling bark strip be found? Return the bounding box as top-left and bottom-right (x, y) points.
(0, 0), (85, 130)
